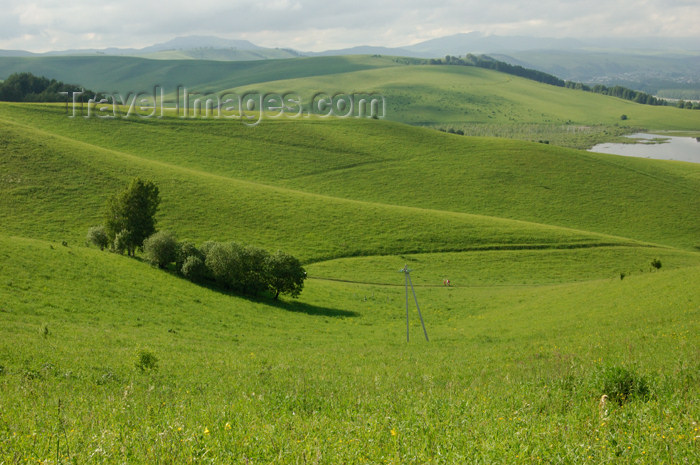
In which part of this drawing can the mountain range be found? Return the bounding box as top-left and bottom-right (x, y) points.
(2, 33), (699, 98)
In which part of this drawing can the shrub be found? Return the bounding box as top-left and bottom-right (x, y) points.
(176, 241), (202, 270)
(86, 225), (109, 250)
(598, 366), (650, 405)
(205, 242), (244, 289)
(113, 230), (131, 255)
(143, 230), (179, 268)
(135, 349), (158, 372)
(651, 258), (662, 270)
(181, 255), (207, 282)
(620, 114), (628, 120)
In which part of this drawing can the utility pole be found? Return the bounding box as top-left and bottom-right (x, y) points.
(399, 264), (429, 342)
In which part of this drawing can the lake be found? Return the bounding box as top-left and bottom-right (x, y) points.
(589, 133), (700, 164)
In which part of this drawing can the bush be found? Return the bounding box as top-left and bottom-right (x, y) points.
(176, 241), (203, 270)
(598, 366), (650, 405)
(181, 255), (207, 282)
(143, 230), (179, 268)
(651, 258), (662, 270)
(135, 349), (158, 372)
(113, 230), (131, 255)
(86, 225), (109, 250)
(205, 242), (244, 289)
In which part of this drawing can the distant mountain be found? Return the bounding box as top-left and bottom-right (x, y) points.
(2, 33), (699, 97)
(0, 50), (37, 57)
(139, 36), (262, 53)
(308, 45), (423, 58)
(404, 32), (584, 56)
(402, 33), (700, 56)
(0, 35), (300, 61)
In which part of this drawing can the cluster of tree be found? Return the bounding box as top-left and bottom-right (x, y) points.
(430, 54), (565, 86)
(673, 100), (700, 110)
(584, 84), (663, 106)
(0, 72), (102, 102)
(429, 54), (699, 110)
(86, 178), (306, 299)
(144, 232), (305, 298)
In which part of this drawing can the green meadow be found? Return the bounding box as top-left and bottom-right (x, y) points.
(1, 65), (699, 464)
(3, 54), (699, 150)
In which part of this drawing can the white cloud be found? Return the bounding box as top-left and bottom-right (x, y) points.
(0, 0), (697, 52)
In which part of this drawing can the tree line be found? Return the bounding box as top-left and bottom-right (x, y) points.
(430, 54), (700, 110)
(87, 178), (306, 299)
(0, 72), (103, 102)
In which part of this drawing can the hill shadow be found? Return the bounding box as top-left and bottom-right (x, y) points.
(218, 287), (359, 318)
(266, 298), (359, 318)
(174, 270), (359, 318)
(129, 258), (359, 318)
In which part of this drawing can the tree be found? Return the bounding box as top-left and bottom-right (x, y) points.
(143, 230), (179, 268)
(265, 251), (306, 299)
(86, 225), (109, 250)
(205, 242), (244, 289)
(104, 178), (160, 256)
(238, 246), (270, 295)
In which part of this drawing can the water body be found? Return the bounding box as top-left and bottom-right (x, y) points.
(589, 133), (700, 164)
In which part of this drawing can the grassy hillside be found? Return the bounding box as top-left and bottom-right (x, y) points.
(1, 233), (698, 463)
(2, 54), (698, 146)
(0, 55), (398, 95)
(1, 103), (698, 250)
(1, 90), (699, 463)
(2, 108), (630, 262)
(229, 63), (700, 129)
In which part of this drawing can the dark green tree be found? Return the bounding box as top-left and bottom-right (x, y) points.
(265, 251), (306, 299)
(104, 178), (160, 256)
(238, 246), (270, 295)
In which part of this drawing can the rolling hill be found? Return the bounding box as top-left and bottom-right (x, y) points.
(1, 63), (699, 462)
(2, 54), (698, 153)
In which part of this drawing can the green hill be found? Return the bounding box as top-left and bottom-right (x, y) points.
(2, 103), (698, 250)
(1, 92), (700, 463)
(2, 54), (698, 145)
(0, 55), (397, 95)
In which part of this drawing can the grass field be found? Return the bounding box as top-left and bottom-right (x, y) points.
(2, 54), (699, 150)
(1, 81), (699, 464)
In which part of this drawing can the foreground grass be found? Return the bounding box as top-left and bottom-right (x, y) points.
(1, 235), (699, 463)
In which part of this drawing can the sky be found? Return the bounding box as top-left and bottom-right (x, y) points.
(1, 0), (698, 52)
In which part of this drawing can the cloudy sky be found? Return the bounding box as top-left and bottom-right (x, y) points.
(1, 0), (698, 52)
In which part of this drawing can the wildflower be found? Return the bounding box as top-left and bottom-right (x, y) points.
(225, 422), (231, 430)
(204, 427), (210, 435)
(390, 429), (397, 436)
